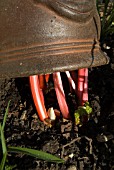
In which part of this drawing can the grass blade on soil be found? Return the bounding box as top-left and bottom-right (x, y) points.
(8, 146), (64, 163)
(2, 100), (10, 131)
(0, 124), (7, 170)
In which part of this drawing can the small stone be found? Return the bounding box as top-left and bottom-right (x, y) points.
(111, 63), (114, 70)
(20, 110), (27, 120)
(69, 153), (74, 159)
(96, 133), (114, 142)
(67, 165), (77, 170)
(32, 113), (38, 119)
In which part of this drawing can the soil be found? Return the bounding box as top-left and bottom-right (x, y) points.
(0, 41), (114, 170)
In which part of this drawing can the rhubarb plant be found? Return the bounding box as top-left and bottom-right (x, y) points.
(29, 68), (89, 125)
(74, 102), (92, 126)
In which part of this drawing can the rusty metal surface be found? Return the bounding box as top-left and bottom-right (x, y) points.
(0, 0), (109, 78)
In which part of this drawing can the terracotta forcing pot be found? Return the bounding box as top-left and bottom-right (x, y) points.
(0, 0), (109, 79)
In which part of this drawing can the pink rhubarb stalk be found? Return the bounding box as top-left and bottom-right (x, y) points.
(29, 75), (49, 122)
(53, 72), (70, 119)
(77, 68), (88, 106)
(77, 69), (85, 106)
(38, 75), (46, 90)
(65, 71), (76, 92)
(45, 74), (50, 84)
(82, 68), (88, 105)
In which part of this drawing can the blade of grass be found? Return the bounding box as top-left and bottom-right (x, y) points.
(8, 146), (64, 163)
(106, 27), (114, 34)
(106, 9), (114, 27)
(101, 0), (110, 30)
(0, 152), (7, 170)
(0, 124), (7, 154)
(104, 0), (110, 14)
(0, 124), (7, 170)
(96, 0), (99, 13)
(0, 101), (10, 169)
(2, 100), (11, 131)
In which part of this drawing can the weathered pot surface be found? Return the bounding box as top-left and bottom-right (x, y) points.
(0, 0), (109, 78)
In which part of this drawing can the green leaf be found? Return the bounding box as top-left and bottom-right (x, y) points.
(74, 112), (80, 126)
(106, 9), (114, 28)
(0, 124), (7, 155)
(104, 0), (110, 15)
(74, 102), (92, 126)
(0, 152), (7, 170)
(0, 102), (10, 170)
(8, 146), (64, 163)
(2, 100), (11, 131)
(0, 124), (7, 169)
(97, 0), (114, 43)
(4, 164), (17, 170)
(84, 102), (93, 114)
(96, 0), (100, 13)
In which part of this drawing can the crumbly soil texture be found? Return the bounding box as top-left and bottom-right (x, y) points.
(0, 47), (114, 169)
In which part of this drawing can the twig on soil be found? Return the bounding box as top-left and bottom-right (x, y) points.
(61, 136), (93, 159)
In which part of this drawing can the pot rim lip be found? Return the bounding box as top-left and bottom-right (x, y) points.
(0, 45), (109, 79)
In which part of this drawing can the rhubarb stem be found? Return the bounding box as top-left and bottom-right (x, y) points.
(38, 75), (46, 90)
(53, 72), (70, 119)
(82, 68), (88, 105)
(65, 71), (76, 92)
(29, 75), (49, 121)
(77, 69), (85, 106)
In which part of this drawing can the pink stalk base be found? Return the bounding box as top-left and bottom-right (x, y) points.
(77, 69), (85, 106)
(82, 68), (88, 105)
(53, 72), (70, 119)
(29, 75), (48, 121)
(77, 68), (88, 105)
(65, 71), (76, 92)
(38, 75), (46, 90)
(45, 74), (50, 84)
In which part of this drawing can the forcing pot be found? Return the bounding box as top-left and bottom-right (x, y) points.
(0, 0), (109, 79)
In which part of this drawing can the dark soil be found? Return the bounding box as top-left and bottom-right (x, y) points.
(0, 47), (114, 169)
